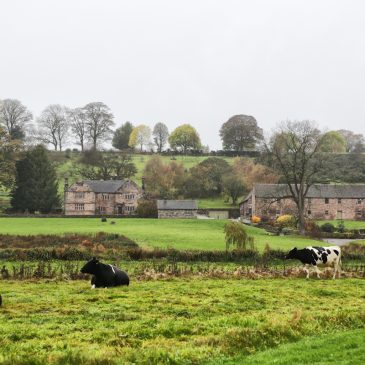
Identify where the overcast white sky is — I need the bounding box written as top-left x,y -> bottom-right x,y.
1,0 -> 365,150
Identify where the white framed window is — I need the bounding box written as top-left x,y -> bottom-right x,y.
98,206 -> 106,213
75,203 -> 84,211
125,205 -> 135,212
124,193 -> 135,200
357,199 -> 362,204
102,194 -> 110,200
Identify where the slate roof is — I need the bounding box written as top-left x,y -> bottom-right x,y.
157,200 -> 198,210
251,184 -> 365,199
83,180 -> 127,193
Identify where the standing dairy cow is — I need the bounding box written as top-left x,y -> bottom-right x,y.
285,246 -> 342,279
80,257 -> 129,288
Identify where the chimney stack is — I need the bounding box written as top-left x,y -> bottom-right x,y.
64,178 -> 69,191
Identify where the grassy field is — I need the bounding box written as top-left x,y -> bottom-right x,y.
222,328 -> 365,365
318,220 -> 365,229
0,218 -> 318,251
1,278 -> 364,364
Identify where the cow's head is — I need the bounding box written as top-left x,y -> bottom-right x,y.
285,247 -> 298,260
80,257 -> 99,274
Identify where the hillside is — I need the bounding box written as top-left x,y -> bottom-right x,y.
52,151 -> 238,209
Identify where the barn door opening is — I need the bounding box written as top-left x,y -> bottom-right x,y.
336,210 -> 343,220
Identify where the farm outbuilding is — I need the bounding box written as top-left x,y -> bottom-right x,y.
240,183 -> 365,221
157,200 -> 198,219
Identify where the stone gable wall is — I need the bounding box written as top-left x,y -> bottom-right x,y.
158,209 -> 197,219
64,185 -> 95,215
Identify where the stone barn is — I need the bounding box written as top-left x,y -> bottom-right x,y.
157,200 -> 198,219
240,183 -> 365,221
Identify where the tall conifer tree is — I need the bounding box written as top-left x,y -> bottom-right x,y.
11,145 -> 60,213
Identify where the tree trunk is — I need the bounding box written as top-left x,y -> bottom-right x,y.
297,199 -> 306,235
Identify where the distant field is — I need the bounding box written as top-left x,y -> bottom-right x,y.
55,152 -> 234,184
317,220 -> 365,229
197,198 -> 238,209
0,218 -> 317,251
1,278 -> 364,364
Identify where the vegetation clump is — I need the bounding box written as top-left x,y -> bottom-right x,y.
320,222 -> 335,233
224,221 -> 255,251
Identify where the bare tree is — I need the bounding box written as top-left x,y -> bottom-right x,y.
37,105 -> 70,151
69,108 -> 87,151
0,99 -> 33,140
83,102 -> 114,149
153,122 -> 169,153
264,120 -> 324,234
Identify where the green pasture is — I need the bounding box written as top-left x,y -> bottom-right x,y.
1,278 -> 364,364
0,218 -> 317,251
197,198 -> 238,209
221,328 -> 365,365
318,220 -> 365,230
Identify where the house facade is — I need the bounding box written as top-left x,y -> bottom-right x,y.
157,200 -> 198,218
64,179 -> 143,216
240,184 -> 365,221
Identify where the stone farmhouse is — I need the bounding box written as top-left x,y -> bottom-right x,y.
157,200 -> 198,219
240,184 -> 365,221
64,179 -> 143,216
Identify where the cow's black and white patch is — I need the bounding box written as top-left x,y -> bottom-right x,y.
285,246 -> 342,279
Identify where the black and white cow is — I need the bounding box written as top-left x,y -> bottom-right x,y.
285,246 -> 342,279
80,257 -> 129,288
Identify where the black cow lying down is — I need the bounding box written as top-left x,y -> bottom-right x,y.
80,257 -> 129,288
285,246 -> 342,279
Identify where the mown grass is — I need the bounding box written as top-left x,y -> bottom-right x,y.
318,220 -> 365,229
0,218 -> 318,251
0,278 -> 364,365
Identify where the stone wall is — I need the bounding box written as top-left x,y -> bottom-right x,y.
158,209 -> 198,219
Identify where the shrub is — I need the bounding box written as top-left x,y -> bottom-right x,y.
337,220 -> 346,233
276,214 -> 296,228
224,221 -> 255,251
304,220 -> 321,239
320,222 -> 335,233
251,215 -> 261,224
136,200 -> 158,218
